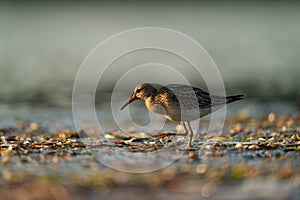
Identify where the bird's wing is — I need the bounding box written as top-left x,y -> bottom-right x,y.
164,84 -> 228,109
159,84 -> 209,109
193,86 -> 232,107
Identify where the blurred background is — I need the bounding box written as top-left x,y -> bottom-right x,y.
0,0 -> 300,107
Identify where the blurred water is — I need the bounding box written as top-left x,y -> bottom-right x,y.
0,99 -> 298,130
0,1 -> 300,105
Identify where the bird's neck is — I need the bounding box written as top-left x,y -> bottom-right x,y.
144,96 -> 156,111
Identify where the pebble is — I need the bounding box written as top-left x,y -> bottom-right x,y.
196,164 -> 207,174
30,123 -> 39,131
104,134 -> 116,139
248,144 -> 259,150
235,143 -> 244,150
268,113 -> 276,123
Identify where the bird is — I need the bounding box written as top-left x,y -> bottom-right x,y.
121,83 -> 243,147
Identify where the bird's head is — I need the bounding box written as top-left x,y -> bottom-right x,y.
120,83 -> 156,110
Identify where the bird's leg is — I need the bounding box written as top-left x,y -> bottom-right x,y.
187,121 -> 193,147
175,121 -> 193,147
180,121 -> 189,136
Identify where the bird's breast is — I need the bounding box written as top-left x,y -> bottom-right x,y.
145,101 -> 167,115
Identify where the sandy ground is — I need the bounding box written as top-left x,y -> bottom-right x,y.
0,107 -> 299,199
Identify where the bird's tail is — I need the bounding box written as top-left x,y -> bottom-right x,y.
226,94 -> 244,104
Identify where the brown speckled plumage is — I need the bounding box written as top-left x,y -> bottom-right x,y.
121,83 -> 243,146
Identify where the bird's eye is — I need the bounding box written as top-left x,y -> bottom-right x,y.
135,86 -> 145,93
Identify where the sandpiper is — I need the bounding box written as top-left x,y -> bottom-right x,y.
121,83 -> 243,147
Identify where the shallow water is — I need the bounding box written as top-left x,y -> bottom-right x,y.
0,99 -> 298,129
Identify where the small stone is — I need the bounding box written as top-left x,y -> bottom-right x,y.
196,164 -> 207,174
189,152 -> 198,161
235,142 -> 244,150
281,126 -> 287,132
30,123 -> 39,131
7,145 -> 13,151
248,144 -> 259,150
234,124 -> 242,132
268,112 -> 276,123
229,129 -> 236,135
286,119 -> 294,127
105,134 -> 115,139
111,130 -> 120,136
270,132 -> 277,137
58,133 -> 66,140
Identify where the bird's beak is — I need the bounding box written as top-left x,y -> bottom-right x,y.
120,94 -> 136,110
